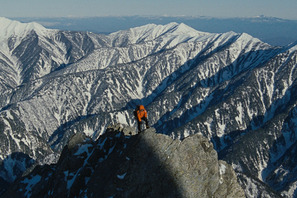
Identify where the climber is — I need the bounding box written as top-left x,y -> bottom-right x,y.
134,105 -> 150,133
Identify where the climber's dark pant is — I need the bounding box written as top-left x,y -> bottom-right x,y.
137,117 -> 149,132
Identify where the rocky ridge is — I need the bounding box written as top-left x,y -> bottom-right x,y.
3,124 -> 244,198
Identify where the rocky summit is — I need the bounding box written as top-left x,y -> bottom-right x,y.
3,124 -> 244,198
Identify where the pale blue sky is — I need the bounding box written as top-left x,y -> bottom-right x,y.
1,0 -> 297,19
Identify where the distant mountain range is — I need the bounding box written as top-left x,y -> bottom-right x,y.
0,17 -> 297,197
14,15 -> 297,46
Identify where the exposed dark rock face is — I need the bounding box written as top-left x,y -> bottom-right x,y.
3,124 -> 244,198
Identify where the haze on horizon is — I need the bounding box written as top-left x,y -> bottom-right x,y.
1,0 -> 297,20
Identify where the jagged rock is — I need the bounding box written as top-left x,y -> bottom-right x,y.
3,124 -> 245,197
106,123 -> 137,136
67,132 -> 89,150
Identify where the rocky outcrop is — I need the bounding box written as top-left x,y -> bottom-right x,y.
3,124 -> 244,198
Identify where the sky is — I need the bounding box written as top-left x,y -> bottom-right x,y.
1,0 -> 297,20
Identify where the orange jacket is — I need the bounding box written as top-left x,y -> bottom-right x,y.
137,105 -> 147,122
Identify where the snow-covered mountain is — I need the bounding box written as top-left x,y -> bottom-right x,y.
0,17 -> 297,197
16,15 -> 297,46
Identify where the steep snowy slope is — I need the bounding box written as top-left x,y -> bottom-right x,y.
0,17 -> 297,197
170,44 -> 297,197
